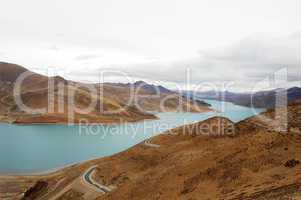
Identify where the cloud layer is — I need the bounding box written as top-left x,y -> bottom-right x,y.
1,0 -> 301,91
86,33 -> 300,91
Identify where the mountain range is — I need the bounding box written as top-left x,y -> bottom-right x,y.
0,62 -> 211,124
184,87 -> 301,109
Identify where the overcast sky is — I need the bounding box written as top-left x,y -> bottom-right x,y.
1,0 -> 301,91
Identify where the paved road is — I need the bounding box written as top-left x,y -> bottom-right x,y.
83,165 -> 112,193
144,139 -> 160,148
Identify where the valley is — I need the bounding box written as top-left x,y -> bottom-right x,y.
1,100 -> 301,200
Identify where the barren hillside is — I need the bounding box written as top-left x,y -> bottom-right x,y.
0,62 -> 211,124
2,100 -> 301,199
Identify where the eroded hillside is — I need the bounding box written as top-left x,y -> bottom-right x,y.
2,100 -> 301,199
0,62 -> 211,124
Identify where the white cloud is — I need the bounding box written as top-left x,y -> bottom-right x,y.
0,0 -> 301,91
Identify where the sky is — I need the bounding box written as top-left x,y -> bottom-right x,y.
1,0 -> 301,92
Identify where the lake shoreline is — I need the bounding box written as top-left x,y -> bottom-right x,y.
0,100 -> 264,175
0,109 -> 214,125
0,156 -> 100,177
0,112 -> 216,177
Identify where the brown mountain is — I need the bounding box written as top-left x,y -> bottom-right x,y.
0,62 -> 211,124
3,100 -> 301,200
0,62 -> 29,82
188,88 -> 301,109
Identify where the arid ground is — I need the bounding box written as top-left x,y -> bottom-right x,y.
1,101 -> 301,200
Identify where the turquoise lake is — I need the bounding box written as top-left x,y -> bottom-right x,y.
0,99 -> 264,174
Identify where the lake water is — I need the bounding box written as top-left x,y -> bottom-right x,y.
0,99 -> 264,174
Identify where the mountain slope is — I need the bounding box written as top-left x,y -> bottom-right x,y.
3,100 -> 301,200
0,62 -> 155,123
0,62 -> 29,82
186,87 -> 301,109
0,62 -> 211,124
99,82 -> 211,113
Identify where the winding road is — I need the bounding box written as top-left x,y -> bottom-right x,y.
144,139 -> 160,148
83,165 -> 112,194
